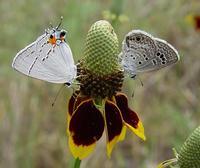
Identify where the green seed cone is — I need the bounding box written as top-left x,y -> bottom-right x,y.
77,20 -> 124,99
83,20 -> 120,75
178,126 -> 200,168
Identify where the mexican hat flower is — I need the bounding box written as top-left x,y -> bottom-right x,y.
67,20 -> 146,160
186,14 -> 200,31
158,126 -> 200,168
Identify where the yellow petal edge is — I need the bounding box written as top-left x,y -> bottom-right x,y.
125,120 -> 146,141
68,135 -> 96,160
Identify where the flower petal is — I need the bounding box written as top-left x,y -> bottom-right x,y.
194,15 -> 200,30
68,91 -> 88,117
186,14 -> 200,30
115,93 -> 146,141
67,94 -> 77,135
68,94 -> 76,116
74,95 -> 90,111
105,100 -> 123,157
118,125 -> 127,141
68,99 -> 104,159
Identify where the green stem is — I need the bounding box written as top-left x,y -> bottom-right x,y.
73,158 -> 81,168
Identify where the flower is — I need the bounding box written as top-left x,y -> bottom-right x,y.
67,91 -> 145,159
185,14 -> 200,31
66,20 -> 146,160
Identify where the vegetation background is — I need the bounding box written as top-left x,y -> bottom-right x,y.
0,0 -> 200,168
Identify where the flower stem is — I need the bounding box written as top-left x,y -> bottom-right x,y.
73,158 -> 81,168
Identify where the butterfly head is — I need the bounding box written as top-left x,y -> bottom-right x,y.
47,29 -> 67,45
46,16 -> 67,45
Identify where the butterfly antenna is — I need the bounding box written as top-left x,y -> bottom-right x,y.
56,16 -> 63,30
131,88 -> 135,98
131,76 -> 144,98
49,22 -> 54,29
51,84 -> 65,107
138,76 -> 144,87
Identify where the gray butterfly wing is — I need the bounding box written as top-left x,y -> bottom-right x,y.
152,38 -> 180,69
12,33 -> 76,84
120,30 -> 180,77
121,30 -> 157,76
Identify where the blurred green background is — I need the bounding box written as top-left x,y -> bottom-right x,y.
0,0 -> 200,168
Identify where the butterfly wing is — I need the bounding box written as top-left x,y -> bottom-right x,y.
120,30 -> 180,77
12,34 -> 46,76
121,30 -> 157,76
12,33 -> 76,84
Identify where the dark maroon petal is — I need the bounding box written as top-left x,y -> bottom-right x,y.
115,93 -> 139,128
68,95 -> 76,116
69,99 -> 104,146
194,15 -> 200,30
105,100 -> 123,142
68,91 -> 89,116
74,95 -> 90,111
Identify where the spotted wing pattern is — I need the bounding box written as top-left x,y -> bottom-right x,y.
120,30 -> 180,77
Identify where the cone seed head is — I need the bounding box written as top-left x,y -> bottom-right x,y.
77,20 -> 124,99
83,20 -> 120,75
178,126 -> 200,168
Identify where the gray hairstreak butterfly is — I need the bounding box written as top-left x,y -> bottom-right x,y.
12,17 -> 76,86
120,30 -> 180,78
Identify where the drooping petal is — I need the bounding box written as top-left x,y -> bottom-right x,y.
186,14 -> 200,31
115,93 -> 146,141
105,100 -> 123,157
67,94 -> 77,135
68,90 -> 84,117
74,95 -> 90,111
118,125 -> 127,141
68,99 -> 104,159
67,92 -> 92,141
193,15 -> 200,30
68,94 -> 76,116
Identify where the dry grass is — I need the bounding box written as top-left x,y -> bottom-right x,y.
0,0 -> 200,168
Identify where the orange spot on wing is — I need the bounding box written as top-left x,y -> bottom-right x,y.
48,36 -> 57,45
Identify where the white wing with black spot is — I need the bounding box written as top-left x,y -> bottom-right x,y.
12,33 -> 76,84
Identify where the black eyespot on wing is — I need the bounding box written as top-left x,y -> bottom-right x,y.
160,54 -> 164,58
161,57 -> 166,61
156,52 -> 160,56
126,36 -> 130,47
152,59 -> 157,65
60,31 -> 66,38
136,36 -> 140,41
50,34 -> 53,39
